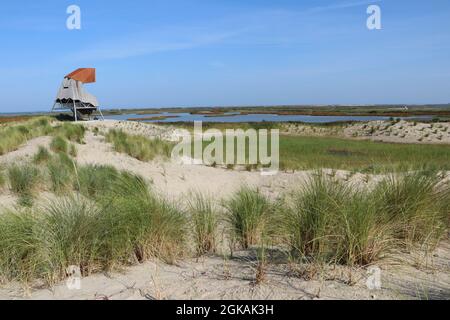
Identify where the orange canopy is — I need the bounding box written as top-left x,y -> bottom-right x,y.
65,68 -> 96,83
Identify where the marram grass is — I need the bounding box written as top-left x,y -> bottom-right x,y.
0,171 -> 187,285
188,192 -> 218,256
280,171 -> 449,265
106,129 -> 173,161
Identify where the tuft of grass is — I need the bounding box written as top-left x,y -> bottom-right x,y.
47,153 -> 76,194
0,172 -> 187,285
50,136 -> 68,154
188,193 -> 218,256
69,143 -> 77,157
225,187 -> 272,249
0,117 -> 54,156
0,209 -> 40,283
281,171 -> 449,266
33,146 -> 51,164
254,240 -> 268,285
0,167 -> 5,189
54,123 -> 85,143
106,129 -> 173,161
335,190 -> 393,265
38,197 -> 101,283
374,172 -> 448,246
97,174 -> 187,265
8,164 -> 40,207
282,173 -> 348,262
75,164 -> 119,200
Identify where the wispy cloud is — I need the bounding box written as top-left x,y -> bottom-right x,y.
70,28 -> 247,61
70,0 -> 382,61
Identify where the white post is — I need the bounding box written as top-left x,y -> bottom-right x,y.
73,101 -> 78,122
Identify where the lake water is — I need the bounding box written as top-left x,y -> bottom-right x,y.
105,112 -> 432,123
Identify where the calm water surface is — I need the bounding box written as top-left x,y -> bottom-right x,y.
105,112 -> 432,123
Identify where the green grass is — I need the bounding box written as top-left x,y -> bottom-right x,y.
50,136 -> 68,154
0,167 -> 5,189
373,172 -> 449,245
53,123 -> 86,143
69,143 -> 77,157
106,129 -> 173,161
74,164 -> 119,200
38,197 -> 101,283
47,153 -> 76,194
186,131 -> 450,173
7,164 -> 40,207
225,187 -> 272,249
0,119 -> 84,159
0,117 -> 53,156
0,173 -> 187,285
188,193 -> 218,256
281,171 -> 449,265
0,167 -> 447,285
279,135 -> 450,173
33,146 -> 51,164
0,209 -> 40,283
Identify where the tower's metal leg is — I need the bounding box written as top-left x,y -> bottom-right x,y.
98,107 -> 105,121
73,101 -> 78,122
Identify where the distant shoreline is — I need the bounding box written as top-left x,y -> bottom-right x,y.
2,104 -> 450,123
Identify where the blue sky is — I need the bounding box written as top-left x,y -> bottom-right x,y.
1,0 -> 449,112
